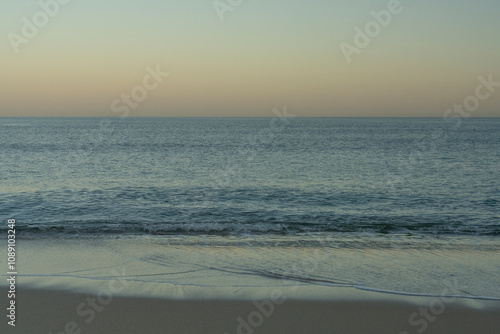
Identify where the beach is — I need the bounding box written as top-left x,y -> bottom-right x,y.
2,234 -> 500,333
2,285 -> 500,334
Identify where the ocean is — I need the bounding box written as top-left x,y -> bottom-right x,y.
1,117 -> 499,299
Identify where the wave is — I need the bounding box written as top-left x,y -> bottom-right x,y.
5,220 -> 500,237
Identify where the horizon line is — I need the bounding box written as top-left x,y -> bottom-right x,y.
1,116 -> 499,119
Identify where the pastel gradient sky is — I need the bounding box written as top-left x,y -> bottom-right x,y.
1,0 -> 499,117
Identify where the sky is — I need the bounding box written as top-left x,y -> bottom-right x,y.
1,0 -> 499,117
